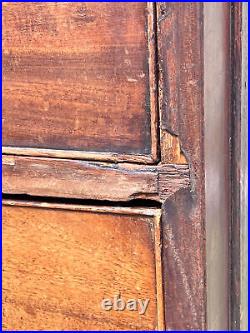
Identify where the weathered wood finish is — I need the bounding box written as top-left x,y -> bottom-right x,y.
157,3 -> 206,330
230,3 -> 242,330
2,2 -> 158,162
2,201 -> 163,331
231,3 -> 248,330
2,155 -> 190,203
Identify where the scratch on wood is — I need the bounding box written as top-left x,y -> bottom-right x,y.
2,156 -> 15,166
163,224 -> 198,322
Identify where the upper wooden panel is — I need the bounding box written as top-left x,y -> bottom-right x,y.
2,2 -> 157,163
2,201 -> 163,330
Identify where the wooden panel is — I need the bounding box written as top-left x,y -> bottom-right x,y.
2,155 -> 190,203
2,201 -> 164,330
2,2 -> 158,162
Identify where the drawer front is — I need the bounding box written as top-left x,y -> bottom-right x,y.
2,2 -> 157,162
2,201 -> 163,330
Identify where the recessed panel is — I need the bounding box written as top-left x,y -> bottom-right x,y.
2,202 -> 163,330
2,3 -> 157,162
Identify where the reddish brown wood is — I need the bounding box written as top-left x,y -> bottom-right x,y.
157,3 -> 205,330
2,2 -> 158,162
2,201 -> 163,330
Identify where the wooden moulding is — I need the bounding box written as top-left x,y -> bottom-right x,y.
231,2 -> 248,330
2,3 -> 159,164
157,3 -> 206,330
2,2 -> 233,331
2,198 -> 161,220
2,148 -> 157,165
2,155 -> 190,204
2,199 -> 164,330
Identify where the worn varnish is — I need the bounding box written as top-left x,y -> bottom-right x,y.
2,155 -> 190,203
231,3 -> 247,330
2,201 -> 163,331
2,2 -> 158,162
157,3 -> 206,330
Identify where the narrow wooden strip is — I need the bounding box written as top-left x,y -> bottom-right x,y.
147,2 -> 159,162
2,147 -> 154,164
154,213 -> 165,330
2,199 -> 160,217
2,155 -> 189,203
157,3 -> 205,330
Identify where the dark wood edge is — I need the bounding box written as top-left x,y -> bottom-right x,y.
231,2 -> 248,330
157,3 -> 206,330
230,3 -> 241,329
239,4 -> 248,330
2,3 -> 237,330
147,2 -> 160,162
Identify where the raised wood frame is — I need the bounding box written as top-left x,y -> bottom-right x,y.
157,3 -> 231,330
157,3 -> 206,329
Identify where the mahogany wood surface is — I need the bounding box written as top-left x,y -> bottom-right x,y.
2,2 -> 158,162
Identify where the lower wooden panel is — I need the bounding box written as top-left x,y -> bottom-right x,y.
2,201 -> 163,331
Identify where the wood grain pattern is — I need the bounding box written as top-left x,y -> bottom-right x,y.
2,2 -> 158,162
231,4 -> 242,328
157,3 -> 206,330
2,201 -> 163,331
231,3 -> 248,330
157,3 -> 202,168
2,155 -> 190,203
